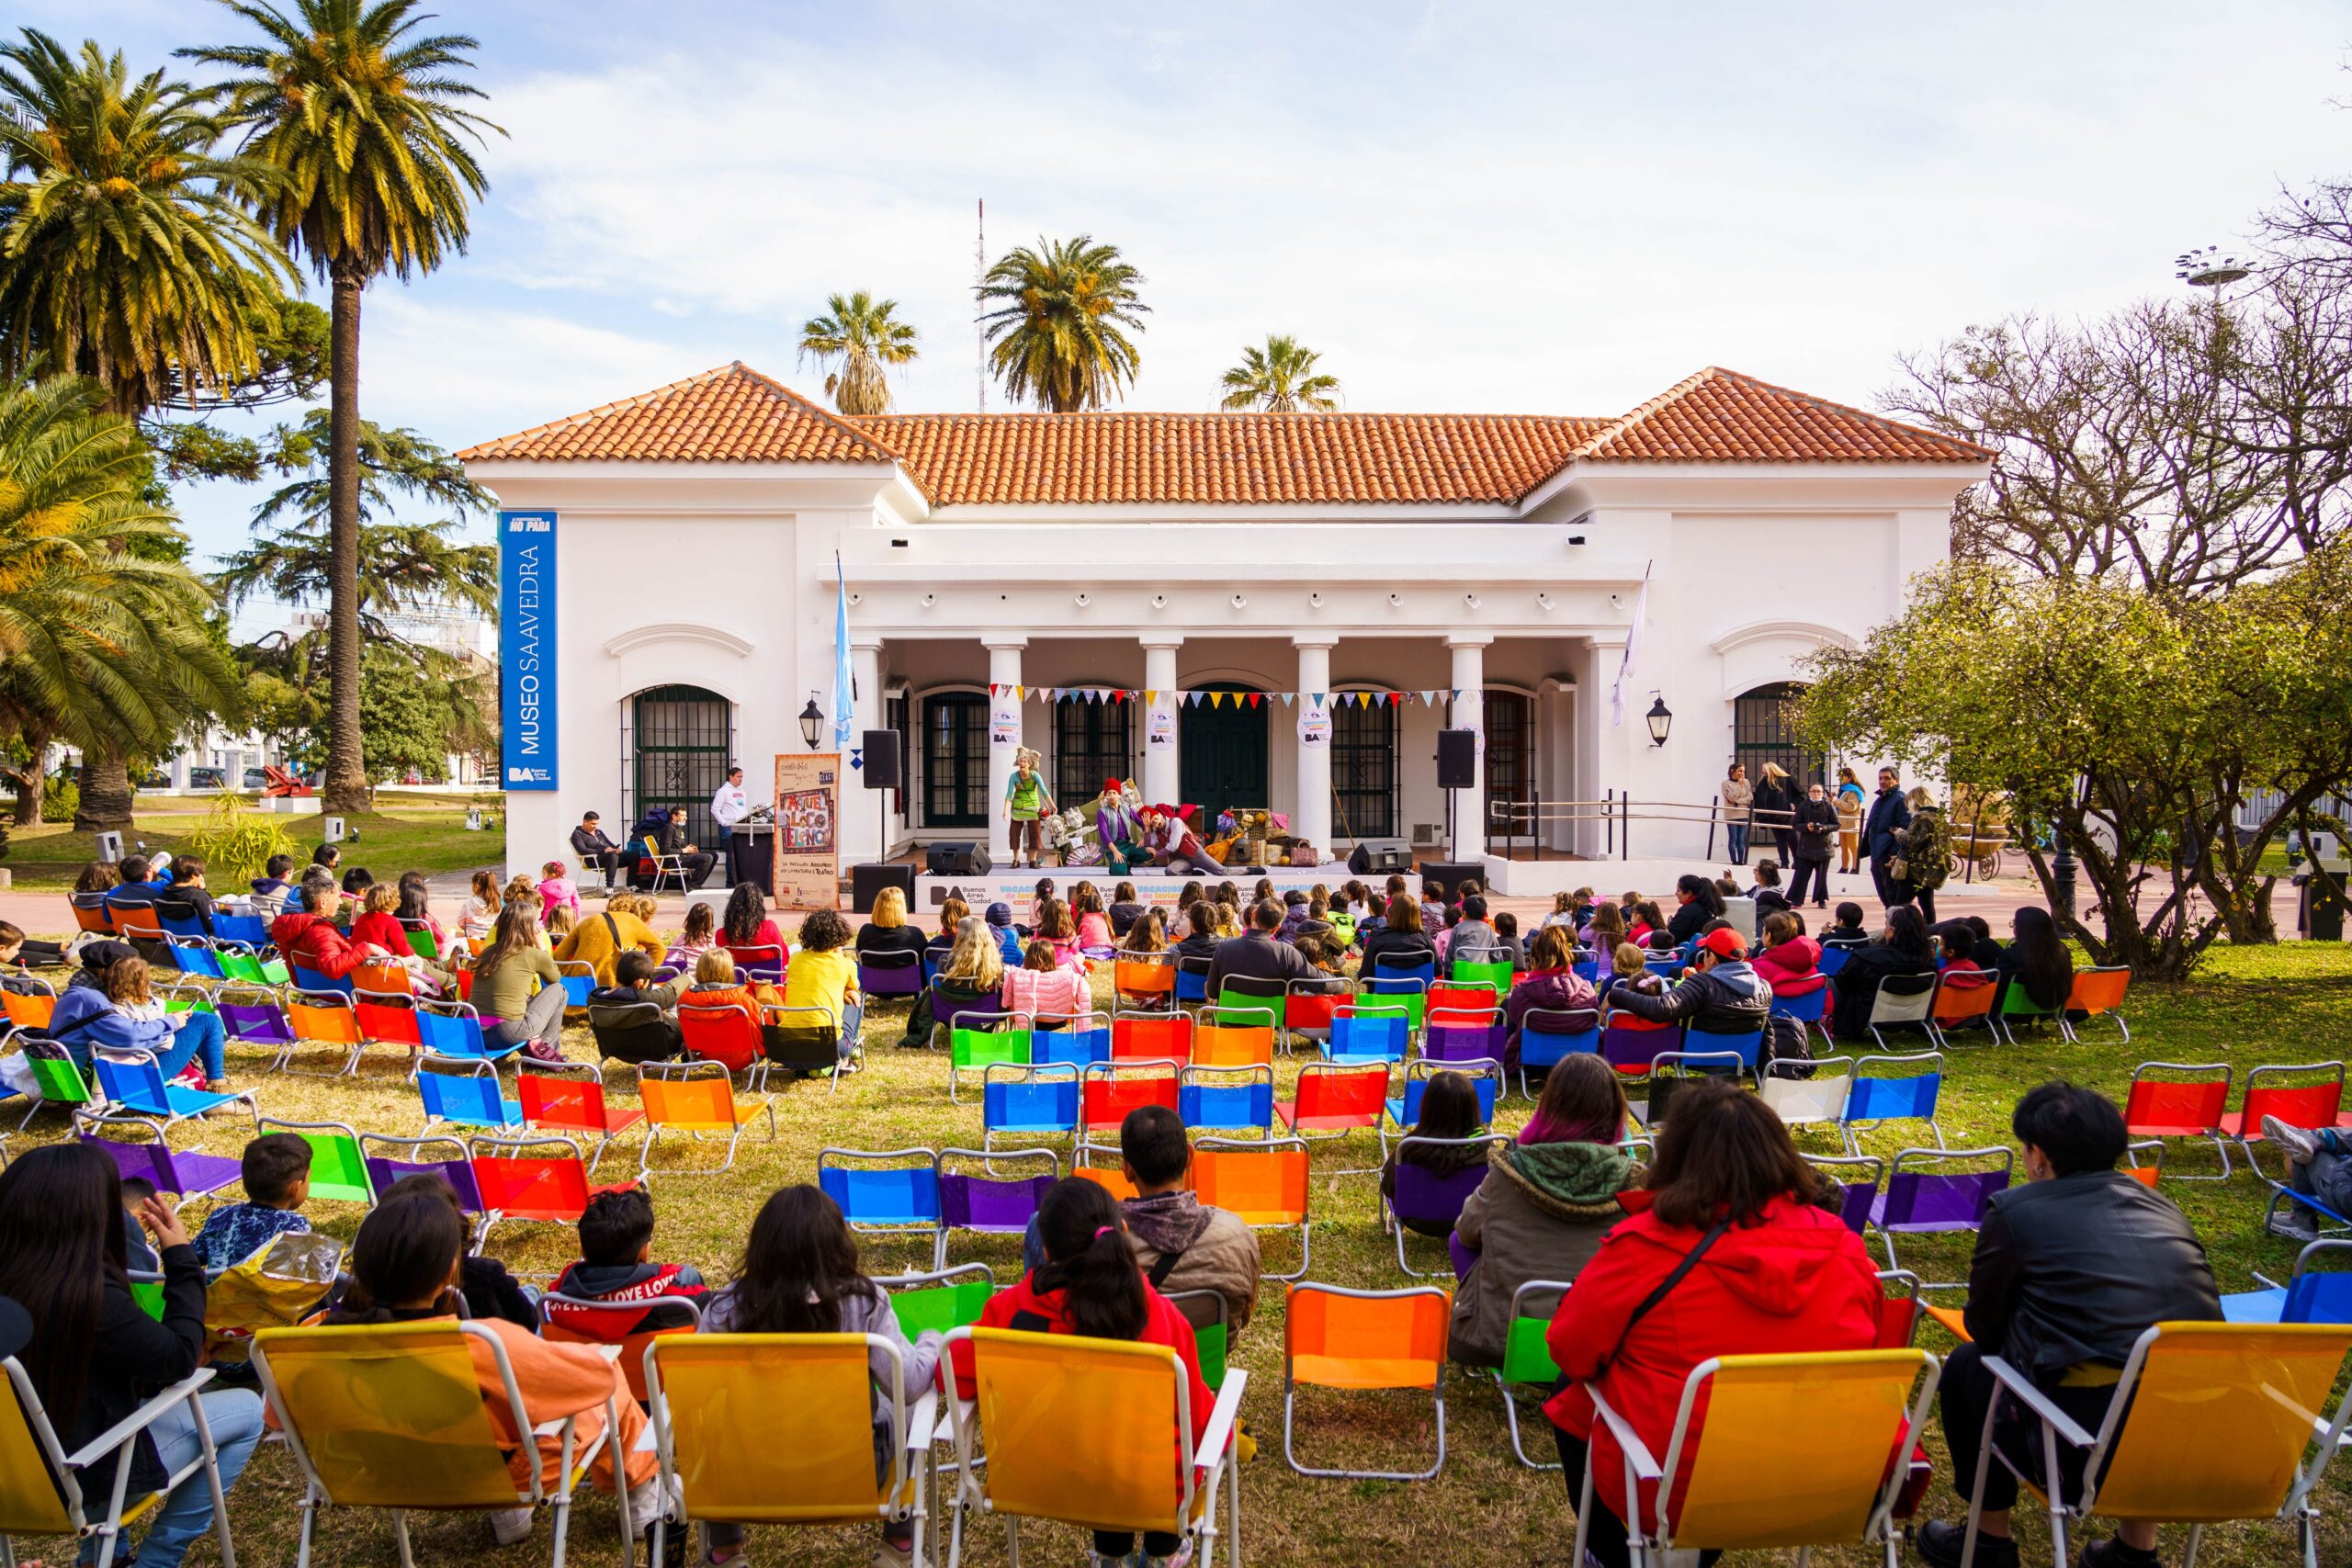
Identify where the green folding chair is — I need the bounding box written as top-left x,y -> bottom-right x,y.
260,1117 -> 375,1205
1996,982 -> 2065,1044
1167,1288 -> 1233,1391
1493,1279 -> 1569,1471
948,1015 -> 1032,1103
881,1263 -> 995,1337
1452,960 -> 1513,995
20,1041 -> 96,1125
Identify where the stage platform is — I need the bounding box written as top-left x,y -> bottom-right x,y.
913,861 -> 1351,915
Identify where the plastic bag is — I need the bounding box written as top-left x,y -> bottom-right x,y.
206,1232 -> 345,1359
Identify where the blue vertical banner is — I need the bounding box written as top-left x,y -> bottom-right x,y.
499,510 -> 559,790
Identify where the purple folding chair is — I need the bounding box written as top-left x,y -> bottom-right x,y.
732,944 -> 786,987
359,1132 -> 489,1242
219,994 -> 298,1055
1868,1145 -> 2012,1287
1803,1153 -> 1886,1237
858,950 -> 925,1000
80,1125 -> 243,1200
1387,1135 -> 1505,1278
1423,1009 -> 1504,1067
933,1146 -> 1058,1269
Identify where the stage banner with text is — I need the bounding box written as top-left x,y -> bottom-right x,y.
498,510 -> 558,789
1147,696 -> 1176,750
773,752 -> 841,910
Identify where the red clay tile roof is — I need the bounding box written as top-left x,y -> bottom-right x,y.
458,362 -> 1991,501
1572,367 -> 1993,465
453,362 -> 899,466
847,411 -> 1610,506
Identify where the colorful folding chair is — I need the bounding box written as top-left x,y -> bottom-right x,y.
877,1262 -> 995,1340
258,1117 -> 375,1205
1164,1287 -> 1233,1392
1363,962 -> 1431,1034
280,987 -> 367,1076
1028,1018 -> 1110,1070
519,1060 -> 645,1172
357,1133 -> 485,1230
1769,984 -> 1833,1046
93,1053 -> 259,1133
2122,1061 -> 2233,1179
935,1146 -> 1058,1269
213,989 -> 294,1064
1838,1052 -> 1948,1155
1422,1005 -> 1504,1067
1577,1348 -> 1940,1566
164,936 -> 227,980
1680,1024 -> 1765,1083
1179,1064 -> 1276,1138
1,1350 -> 241,1568
1869,1145 -> 2013,1287
108,904 -> 167,945
209,912 -> 269,950
730,943 -> 786,987
68,891 -> 118,934
858,949 -> 925,1002
351,962 -> 414,998
1113,952 -> 1177,1007
647,1329 -> 936,1568
947,1010 -> 1032,1103
1112,1010 -> 1194,1066
1174,955 -> 1213,1006
942,1325 -> 1248,1568
636,1058 -> 775,1176
1383,1058 -> 1500,1156
0,974 -> 56,1033
1600,1011 -> 1679,1077
1193,1136 -> 1311,1280
1759,1055 -> 1855,1135
1930,974 -> 1999,1038
1994,976 -> 2067,1045
468,1133 -> 635,1242
540,1291 -> 704,1404
1385,1135 -> 1507,1277
1192,1013 -> 1274,1068
78,1122 -> 243,1201
1325,1003 -> 1409,1064
1958,1322 -> 2352,1568
1080,1060 -> 1181,1138
16,1040 -> 98,1132
679,999 -> 765,1078
1282,980 -> 1343,1053
1493,1276 -> 1572,1470
415,1055 -> 524,1134
1517,1007 -> 1601,1099
399,919 -> 440,963
288,962 -> 352,998
1276,1060 -> 1392,1139
2219,1062 -> 2348,1179
1214,979 -> 1287,1037
416,998 -> 527,1072
352,986 -> 426,1060
1861,971 -> 1942,1050
214,945 -> 288,987
981,1062 -> 1080,1146
252,1319 -> 638,1568
2064,964 -> 2131,1042
1070,1141 -> 1142,1201
1804,1153 -> 1886,1237
1451,958 -> 1514,995
1282,1281 -> 1451,1479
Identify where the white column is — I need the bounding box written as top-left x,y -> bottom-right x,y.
844,640 -> 884,865
987,641 -> 1025,860
1141,637 -> 1182,807
1293,638 -> 1334,853
1448,636 -> 1489,863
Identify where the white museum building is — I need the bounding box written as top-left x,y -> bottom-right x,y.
458,362 -> 1988,892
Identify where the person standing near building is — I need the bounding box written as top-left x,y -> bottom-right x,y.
1834,765 -> 1866,874
1862,766 -> 1911,909
710,765 -> 752,886
1789,781 -> 1839,908
1004,749 -> 1056,870
1721,761 -> 1753,865
1752,761 -> 1796,866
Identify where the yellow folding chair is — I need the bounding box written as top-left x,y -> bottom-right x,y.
0,1356 -> 239,1568
941,1325 -> 1248,1568
1282,1281 -> 1451,1480
635,1059 -> 776,1177
643,1333 -> 934,1567
250,1320 -> 637,1568
1579,1348 -> 1939,1567
1961,1320 -> 2352,1568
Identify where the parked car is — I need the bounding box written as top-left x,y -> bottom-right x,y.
187,767 -> 227,791
243,767 -> 269,790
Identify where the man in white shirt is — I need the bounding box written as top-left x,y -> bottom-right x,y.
710,765 -> 751,885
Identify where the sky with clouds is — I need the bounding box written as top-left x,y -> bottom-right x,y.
22,0 -> 2352,583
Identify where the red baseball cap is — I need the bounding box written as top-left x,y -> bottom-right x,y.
1695,929 -> 1747,961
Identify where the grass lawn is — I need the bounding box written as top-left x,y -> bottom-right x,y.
1,796 -> 496,893
6,936 -> 2352,1566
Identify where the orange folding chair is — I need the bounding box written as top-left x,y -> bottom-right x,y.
278,989 -> 367,1077
1192,1137 -> 1311,1280
2065,964 -> 2132,1042
1283,1282 -> 1452,1480
1276,1061 -> 1392,1139
1071,1142 -> 1143,1201
636,1059 -> 776,1177
1113,953 -> 1177,1007
1193,1016 -> 1276,1069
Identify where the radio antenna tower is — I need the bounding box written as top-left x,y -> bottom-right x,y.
976,198 -> 987,412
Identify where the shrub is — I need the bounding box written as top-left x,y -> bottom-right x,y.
42,772 -> 77,822
180,794 -> 299,886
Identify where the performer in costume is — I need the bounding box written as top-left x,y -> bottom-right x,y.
1004,748 -> 1055,869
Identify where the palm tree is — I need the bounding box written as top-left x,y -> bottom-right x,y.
976,235 -> 1148,412
0,30 -> 292,416
1218,334 -> 1341,412
183,0 -> 500,817
0,374 -> 243,828
798,291 -> 919,414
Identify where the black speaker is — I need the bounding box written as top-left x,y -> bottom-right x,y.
851,862 -> 915,913
861,729 -> 901,791
1349,840 -> 1413,875
1425,860 -> 1486,897
926,841 -> 991,876
1436,728 -> 1478,789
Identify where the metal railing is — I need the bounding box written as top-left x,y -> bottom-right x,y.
1489,794 -> 2014,874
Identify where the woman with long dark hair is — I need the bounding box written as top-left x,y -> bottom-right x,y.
0,1144 -> 265,1567
470,901 -> 568,1055
718,880 -> 785,970
1996,905 -> 2075,1017
1665,874 -> 1724,948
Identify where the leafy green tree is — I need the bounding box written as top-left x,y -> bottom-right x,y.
1799,550 -> 2352,977
357,644 -> 449,780
798,291 -> 919,415
1218,334 -> 1341,412
184,0 -> 500,817
977,235 -> 1148,412
0,30 -> 293,417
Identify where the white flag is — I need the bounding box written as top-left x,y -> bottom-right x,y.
1612,563 -> 1653,726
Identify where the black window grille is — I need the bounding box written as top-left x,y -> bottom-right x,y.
1055,698 -> 1132,806
923,694 -> 989,828
630,684 -> 732,854
1332,694 -> 1397,840
1732,682 -> 1825,789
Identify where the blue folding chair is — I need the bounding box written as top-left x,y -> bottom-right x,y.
154,899 -> 210,942
1327,1005 -> 1410,1065
1031,1015 -> 1112,1070
92,1054 -> 259,1133
1175,955 -> 1213,1006
818,1147 -> 944,1256
555,960 -> 596,1009
1839,1053 -> 1948,1155
415,1055 -> 525,1134
1383,1058 -> 1500,1158
290,962 -> 353,997
415,998 -> 526,1071
1179,1064 -> 1276,1138
1516,1008 -> 1600,1099
1817,943 -> 1854,979
981,1063 -> 1080,1147
211,912 -> 270,949
1680,1025 -> 1764,1083
1770,985 -> 1831,1045
2222,1239 -> 2352,1324
164,937 -> 227,980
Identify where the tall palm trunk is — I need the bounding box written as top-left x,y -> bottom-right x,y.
74,746 -> 135,830
6,724 -> 51,826
322,262 -> 368,816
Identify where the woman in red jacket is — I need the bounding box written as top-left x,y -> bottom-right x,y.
1748,910 -> 1825,998
950,1178 -> 1212,1568
1544,1077 -> 1882,1567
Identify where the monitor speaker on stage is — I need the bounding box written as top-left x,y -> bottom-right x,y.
1436,729 -> 1478,789
861,729 -> 901,791
1426,860 -> 1486,895
1348,840 -> 1412,875
851,862 -> 915,913
927,841 -> 991,876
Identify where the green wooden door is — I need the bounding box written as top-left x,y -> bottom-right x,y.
1181,685 -> 1268,828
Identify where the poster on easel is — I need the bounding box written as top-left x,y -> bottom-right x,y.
773,752 -> 841,911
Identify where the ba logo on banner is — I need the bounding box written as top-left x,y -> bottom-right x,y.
500,511 -> 559,792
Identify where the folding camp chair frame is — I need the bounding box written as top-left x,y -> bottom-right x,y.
940,1325 -> 1247,1568
858,948 -> 926,1007
1380,1056 -> 1502,1163
639,837 -> 692,898
1629,1051 -> 1746,1134
1281,1281 -> 1449,1481
1515,1006 -> 1602,1100
1180,1062 -> 1277,1140
933,1145 -> 1059,1269
92,1049 -> 260,1134
2065,964 -> 2132,1043
1195,1134 -> 1313,1281
1864,972 -> 1945,1052
256,1116 -> 376,1205
1758,1055 -> 1857,1136
1078,1059 -> 1182,1141
538,1291 -> 704,1404
1281,976 -> 1344,1055
251,1319 -> 633,1568
2229,1238 -> 2352,1325
945,1010 -> 1030,1104
2225,1061 -> 2349,1182
1492,1276 -> 1573,1472
415,1054 -> 524,1136
277,986 -> 368,1077
1874,1145 -> 2014,1289
820,1145 -> 946,1258
1804,1152 -> 1888,1237
518,1058 -> 646,1173
356,1132 -> 489,1248
1110,951 -> 1178,1012
635,1058 -> 775,1176
1960,1323 -> 2352,1568
1579,1349 -> 1940,1568
2122,1060 -> 2235,1181
1277,1059 -> 1394,1145
1840,1052 -> 1950,1156
0,1356 -> 240,1568
761,999 -> 860,1093
1385,1134 -> 1508,1277
980,1060 -> 1080,1147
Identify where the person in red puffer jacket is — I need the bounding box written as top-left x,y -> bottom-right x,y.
269,881 -> 367,980
1544,1077 -> 1882,1568
1748,910 -> 1825,998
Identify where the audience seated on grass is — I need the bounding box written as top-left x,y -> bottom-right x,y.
554,890 -> 667,987
1990,905 -> 2077,1027
1500,927 -> 1600,1069
1911,1081 -> 2222,1568
548,1186 -> 708,1338
0,1142 -> 266,1568
1002,938 -> 1091,1020
46,944 -> 232,1093
717,882 -> 786,979
951,1177 -> 1217,1568
1543,1077 -> 1884,1568
903,918 -> 1005,1049
678,946 -> 783,1068
1828,905 -> 1939,1041
1380,1069 -> 1491,1239
296,1176 -> 670,1554
1449,1057 -> 1642,1370
191,1133 -> 315,1272
1750,910 -> 1823,998
468,903 -> 571,1059
1600,926 -> 1769,1039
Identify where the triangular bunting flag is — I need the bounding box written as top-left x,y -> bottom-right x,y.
1389,692 -> 1402,705
1248,693 -> 1261,708
1311,693 -> 1324,708
989,683 -> 1000,697
1143,690 -> 1156,704
1280,692 -> 1295,706
1421,690 -> 1438,706
1014,685 -> 1024,700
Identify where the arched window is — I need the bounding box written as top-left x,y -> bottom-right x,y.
1732,682 -> 1824,789
630,685 -> 732,851
922,694 -> 989,828
1332,694 -> 1397,839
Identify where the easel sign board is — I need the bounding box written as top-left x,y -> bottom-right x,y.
773,752 -> 842,911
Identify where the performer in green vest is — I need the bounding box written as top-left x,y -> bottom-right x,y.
1004,748 -> 1056,869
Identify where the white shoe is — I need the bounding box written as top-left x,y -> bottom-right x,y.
491,1506 -> 534,1545
872,1539 -> 915,1568
2264,1115 -> 2324,1165
626,1472 -> 679,1529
